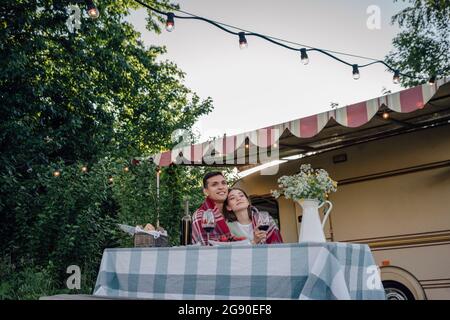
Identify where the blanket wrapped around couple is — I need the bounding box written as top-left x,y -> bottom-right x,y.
226,206 -> 283,244
192,197 -> 283,245
192,197 -> 231,245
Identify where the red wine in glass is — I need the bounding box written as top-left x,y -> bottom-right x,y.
202,209 -> 215,245
203,226 -> 215,233
257,212 -> 271,243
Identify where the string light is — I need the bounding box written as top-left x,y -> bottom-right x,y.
429,76 -> 436,85
86,0 -> 99,19
393,70 -> 400,84
382,112 -> 390,119
165,12 -> 175,32
238,32 -> 248,49
53,170 -> 61,177
352,64 -> 360,80
132,0 -> 439,82
300,48 -> 309,65
81,166 -> 88,173
124,166 -> 130,172
108,177 -> 114,183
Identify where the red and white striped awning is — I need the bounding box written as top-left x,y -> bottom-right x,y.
147,77 -> 449,167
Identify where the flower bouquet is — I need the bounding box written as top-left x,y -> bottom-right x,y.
271,164 -> 337,202
271,164 -> 337,242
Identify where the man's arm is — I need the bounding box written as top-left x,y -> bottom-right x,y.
191,210 -> 206,245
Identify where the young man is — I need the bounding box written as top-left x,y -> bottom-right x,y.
191,171 -> 232,245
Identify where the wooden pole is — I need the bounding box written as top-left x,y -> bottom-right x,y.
156,167 -> 160,228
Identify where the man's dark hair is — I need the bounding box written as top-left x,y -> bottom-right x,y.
203,171 -> 224,189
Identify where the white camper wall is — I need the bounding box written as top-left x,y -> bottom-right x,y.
235,124 -> 450,244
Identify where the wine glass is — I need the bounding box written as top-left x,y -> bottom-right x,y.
257,212 -> 270,243
202,209 -> 215,245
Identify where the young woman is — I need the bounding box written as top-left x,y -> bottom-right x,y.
223,188 -> 283,244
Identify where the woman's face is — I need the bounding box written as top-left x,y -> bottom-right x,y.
226,189 -> 249,212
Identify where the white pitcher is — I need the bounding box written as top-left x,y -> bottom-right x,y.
298,199 -> 333,243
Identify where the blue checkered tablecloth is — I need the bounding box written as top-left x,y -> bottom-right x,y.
93,242 -> 385,300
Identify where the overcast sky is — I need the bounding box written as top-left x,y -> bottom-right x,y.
126,0 -> 408,142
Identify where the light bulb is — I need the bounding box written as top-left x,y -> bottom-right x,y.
428,76 -> 436,85
382,112 -> 389,119
300,48 -> 309,65
86,0 -> 99,19
238,32 -> 247,49
352,64 -> 360,80
393,70 -> 400,84
165,13 -> 175,32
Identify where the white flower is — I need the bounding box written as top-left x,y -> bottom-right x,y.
271,190 -> 281,199
272,164 -> 337,201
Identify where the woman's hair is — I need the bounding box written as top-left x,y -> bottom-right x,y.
223,187 -> 253,222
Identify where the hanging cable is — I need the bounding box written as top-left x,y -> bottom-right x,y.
165,3 -> 382,62
133,0 -> 440,82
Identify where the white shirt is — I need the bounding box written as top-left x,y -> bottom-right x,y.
236,222 -> 254,241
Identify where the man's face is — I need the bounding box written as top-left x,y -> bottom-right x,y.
203,175 -> 228,203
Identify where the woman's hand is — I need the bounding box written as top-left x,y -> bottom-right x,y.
252,229 -> 267,244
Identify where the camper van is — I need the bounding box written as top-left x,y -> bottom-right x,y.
235,122 -> 450,300
234,81 -> 450,300
152,78 -> 450,300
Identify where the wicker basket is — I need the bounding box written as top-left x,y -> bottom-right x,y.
134,232 -> 169,247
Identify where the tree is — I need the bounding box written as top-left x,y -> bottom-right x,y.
385,0 -> 450,87
0,0 -> 213,297
0,0 -> 212,165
